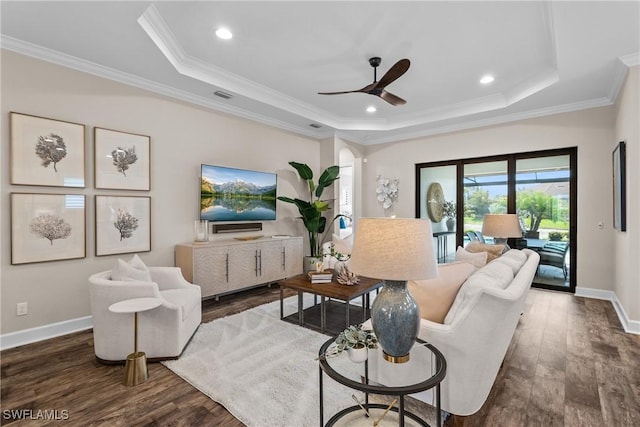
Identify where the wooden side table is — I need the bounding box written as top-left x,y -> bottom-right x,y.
108,297 -> 162,386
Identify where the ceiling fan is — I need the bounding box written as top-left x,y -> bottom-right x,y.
318,57 -> 410,106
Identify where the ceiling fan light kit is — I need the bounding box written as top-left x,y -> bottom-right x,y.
318,57 -> 410,106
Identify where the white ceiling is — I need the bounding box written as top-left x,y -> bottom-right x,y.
1,1 -> 638,145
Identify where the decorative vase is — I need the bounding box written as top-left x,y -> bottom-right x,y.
194,220 -> 209,242
347,345 -> 368,363
333,260 -> 347,275
370,280 -> 420,363
303,256 -> 323,274
446,218 -> 455,232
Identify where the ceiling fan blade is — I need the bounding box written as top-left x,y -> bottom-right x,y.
374,58 -> 410,89
379,90 -> 406,106
318,89 -> 364,95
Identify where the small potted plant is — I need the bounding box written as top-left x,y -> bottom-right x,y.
325,324 -> 378,363
443,200 -> 456,231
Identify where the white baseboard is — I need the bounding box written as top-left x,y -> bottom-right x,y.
575,287 -> 640,335
0,316 -> 93,351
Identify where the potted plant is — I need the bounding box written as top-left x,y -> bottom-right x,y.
277,162 -> 341,271
443,200 -> 456,231
324,324 -> 378,363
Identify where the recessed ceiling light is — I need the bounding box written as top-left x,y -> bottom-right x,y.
366,106 -> 377,113
215,28 -> 233,40
480,74 -> 495,85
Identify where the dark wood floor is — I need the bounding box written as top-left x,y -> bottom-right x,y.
1,286 -> 639,426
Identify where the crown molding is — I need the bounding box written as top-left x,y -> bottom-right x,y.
0,28 -> 628,148
0,35 -> 329,140
354,96 -> 614,146
620,52 -> 640,67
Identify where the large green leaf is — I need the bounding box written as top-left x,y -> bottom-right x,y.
289,162 -> 313,180
315,165 -> 340,198
276,196 -> 296,204
313,200 -> 330,212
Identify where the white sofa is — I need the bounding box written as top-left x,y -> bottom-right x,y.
89,266 -> 202,362
367,248 -> 540,418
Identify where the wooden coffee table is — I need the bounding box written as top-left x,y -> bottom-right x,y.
278,271 -> 382,334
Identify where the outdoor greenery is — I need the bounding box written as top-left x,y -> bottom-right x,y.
463,188 -> 569,232
517,190 -> 553,233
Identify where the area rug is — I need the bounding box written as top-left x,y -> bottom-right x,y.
163,296 -> 436,426
163,296 -> 359,426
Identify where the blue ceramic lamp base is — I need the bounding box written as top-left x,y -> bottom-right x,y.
371,279 -> 420,363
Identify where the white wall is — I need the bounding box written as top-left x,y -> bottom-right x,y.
1,50 -> 320,335
359,107 -> 620,299
614,66 -> 639,322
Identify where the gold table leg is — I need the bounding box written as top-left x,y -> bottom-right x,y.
123,312 -> 149,386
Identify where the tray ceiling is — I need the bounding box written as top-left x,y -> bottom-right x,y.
1,1 -> 638,145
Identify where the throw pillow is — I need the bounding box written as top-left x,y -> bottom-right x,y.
465,241 -> 505,262
444,261 -> 515,324
454,246 -> 487,268
111,254 -> 152,282
408,261 -> 476,324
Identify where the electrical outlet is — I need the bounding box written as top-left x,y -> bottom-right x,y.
16,302 -> 28,316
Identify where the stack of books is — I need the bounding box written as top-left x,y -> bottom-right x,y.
307,270 -> 333,284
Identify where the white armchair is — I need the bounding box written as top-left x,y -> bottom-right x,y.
89,266 -> 201,363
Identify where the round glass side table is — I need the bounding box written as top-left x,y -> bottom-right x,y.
318,336 -> 446,427
109,297 -> 162,386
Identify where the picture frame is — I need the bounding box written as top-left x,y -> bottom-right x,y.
11,193 -> 86,265
10,112 -> 86,188
94,127 -> 150,190
613,141 -> 626,232
95,195 -> 151,256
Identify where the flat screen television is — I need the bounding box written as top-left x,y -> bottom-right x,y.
200,164 -> 277,222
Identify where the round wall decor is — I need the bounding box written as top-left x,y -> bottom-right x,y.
426,182 -> 445,222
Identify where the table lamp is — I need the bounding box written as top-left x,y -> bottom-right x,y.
348,218 -> 438,363
481,214 -> 523,246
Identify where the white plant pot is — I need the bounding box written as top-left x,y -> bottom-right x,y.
347,345 -> 368,363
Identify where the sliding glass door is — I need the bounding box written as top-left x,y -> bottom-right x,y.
516,155 -> 572,288
463,161 -> 508,245
416,148 -> 576,293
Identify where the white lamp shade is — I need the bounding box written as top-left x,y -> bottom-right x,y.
481,214 -> 522,238
348,218 -> 438,281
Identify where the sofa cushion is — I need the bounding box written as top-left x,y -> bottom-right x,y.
455,246 -> 488,268
111,254 -> 152,282
444,261 -> 515,325
494,249 -> 527,275
408,261 -> 477,324
465,241 -> 506,262
160,288 -> 201,321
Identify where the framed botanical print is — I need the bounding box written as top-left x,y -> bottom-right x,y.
94,127 -> 150,190
95,195 -> 151,256
11,193 -> 86,264
10,112 -> 86,187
